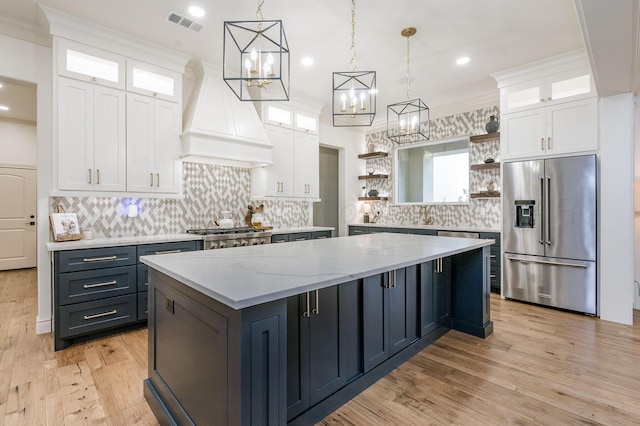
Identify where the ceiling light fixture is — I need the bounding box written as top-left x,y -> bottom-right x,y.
301,57 -> 314,66
188,6 -> 205,18
387,27 -> 430,144
332,0 -> 376,127
0,105 -> 9,111
456,56 -> 470,65
223,0 -> 290,101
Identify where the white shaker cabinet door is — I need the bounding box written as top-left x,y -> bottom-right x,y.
264,125 -> 294,197
153,100 -> 181,193
93,85 -> 126,191
546,97 -> 598,156
293,132 -> 319,198
126,93 -> 156,193
501,108 -> 546,160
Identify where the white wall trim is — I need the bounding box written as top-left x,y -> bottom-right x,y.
599,93 -> 634,324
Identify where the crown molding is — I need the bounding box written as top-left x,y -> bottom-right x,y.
0,11 -> 50,47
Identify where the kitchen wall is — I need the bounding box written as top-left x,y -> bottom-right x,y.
50,162 -> 311,237
0,118 -> 37,166
362,106 -> 501,230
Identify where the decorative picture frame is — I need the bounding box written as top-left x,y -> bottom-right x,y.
50,212 -> 83,242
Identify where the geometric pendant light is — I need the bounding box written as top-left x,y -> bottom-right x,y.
223,0 -> 290,101
387,27 -> 430,144
332,0 -> 376,126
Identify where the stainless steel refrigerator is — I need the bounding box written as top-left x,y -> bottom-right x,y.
502,155 -> 597,315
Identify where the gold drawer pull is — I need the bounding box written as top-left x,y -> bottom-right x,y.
294,238 -> 306,241
83,280 -> 117,289
315,236 -> 328,239
83,309 -> 117,320
154,250 -> 182,255
490,255 -> 496,258
276,240 -> 286,243
83,255 -> 117,262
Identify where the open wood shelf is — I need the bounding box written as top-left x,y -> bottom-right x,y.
470,132 -> 500,143
358,196 -> 389,201
358,174 -> 389,180
470,191 -> 500,199
358,152 -> 388,160
470,162 -> 500,171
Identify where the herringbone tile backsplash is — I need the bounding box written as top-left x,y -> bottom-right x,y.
50,163 -> 310,238
50,106 -> 501,238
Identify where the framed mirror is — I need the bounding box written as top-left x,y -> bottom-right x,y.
394,135 -> 470,204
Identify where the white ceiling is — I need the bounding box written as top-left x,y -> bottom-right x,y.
0,0 -> 588,124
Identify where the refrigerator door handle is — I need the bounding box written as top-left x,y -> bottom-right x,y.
546,176 -> 551,246
506,255 -> 588,269
538,176 -> 545,245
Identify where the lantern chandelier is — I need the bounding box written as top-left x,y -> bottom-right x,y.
332,0 -> 376,127
223,0 -> 290,101
387,27 -> 430,144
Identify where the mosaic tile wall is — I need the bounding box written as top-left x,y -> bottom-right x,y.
363,106 -> 502,229
50,162 -> 311,238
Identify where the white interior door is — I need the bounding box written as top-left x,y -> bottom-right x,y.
0,167 -> 36,270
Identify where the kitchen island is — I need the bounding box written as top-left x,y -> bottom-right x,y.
141,233 -> 493,425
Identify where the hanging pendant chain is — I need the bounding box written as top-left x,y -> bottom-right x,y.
349,0 -> 357,72
256,0 -> 264,21
406,35 -> 411,100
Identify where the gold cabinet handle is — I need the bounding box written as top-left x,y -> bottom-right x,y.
312,289 -> 319,314
156,173 -> 160,187
83,309 -> 117,320
83,255 -> 117,262
83,280 -> 117,289
96,169 -> 100,185
541,138 -> 544,150
547,137 -> 551,150
315,236 -> 327,239
154,250 -> 182,255
150,173 -> 154,186
88,169 -> 92,184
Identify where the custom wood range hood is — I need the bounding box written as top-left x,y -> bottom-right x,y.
181,60 -> 273,168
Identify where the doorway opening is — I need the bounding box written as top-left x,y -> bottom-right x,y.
314,146 -> 339,235
0,76 -> 37,270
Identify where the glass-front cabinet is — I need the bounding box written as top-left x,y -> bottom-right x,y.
501,67 -> 595,114
57,39 -> 125,89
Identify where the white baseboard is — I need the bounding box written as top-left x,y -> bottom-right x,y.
36,319 -> 51,334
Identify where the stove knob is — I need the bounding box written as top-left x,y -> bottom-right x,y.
251,240 -> 259,246
219,241 -> 227,248
240,240 -> 249,246
210,242 -> 218,249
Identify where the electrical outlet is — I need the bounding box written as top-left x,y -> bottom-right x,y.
165,297 -> 174,314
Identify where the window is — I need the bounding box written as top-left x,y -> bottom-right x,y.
66,49 -> 119,83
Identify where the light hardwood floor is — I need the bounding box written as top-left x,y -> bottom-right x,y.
1,268 -> 639,425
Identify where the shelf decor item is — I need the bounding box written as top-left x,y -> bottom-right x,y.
485,115 -> 500,133
223,0 -> 290,101
387,27 -> 430,144
484,155 -> 495,164
368,189 -> 379,197
332,0 -> 376,127
50,212 -> 83,242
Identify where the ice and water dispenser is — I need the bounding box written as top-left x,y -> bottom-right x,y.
514,200 -> 535,228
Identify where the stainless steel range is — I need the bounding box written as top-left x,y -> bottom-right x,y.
187,227 -> 272,250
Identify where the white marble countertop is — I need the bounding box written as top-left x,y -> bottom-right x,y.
46,233 -> 202,251
141,233 -> 493,310
349,223 -> 500,234
270,226 -> 334,235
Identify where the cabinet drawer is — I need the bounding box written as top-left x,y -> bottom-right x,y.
289,232 -> 312,242
136,241 -> 199,261
349,226 -> 368,235
490,246 -> 501,267
311,230 -> 332,239
490,267 -> 500,293
138,292 -> 148,320
58,265 -> 137,305
271,234 -> 289,244
137,264 -> 149,292
57,246 -> 136,273
58,294 -> 137,338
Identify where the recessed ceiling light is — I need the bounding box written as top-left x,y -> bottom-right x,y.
301,57 -> 314,66
188,6 -> 205,18
0,83 -> 3,88
456,56 -> 470,65
0,105 -> 9,111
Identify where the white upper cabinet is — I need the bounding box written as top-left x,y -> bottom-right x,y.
293,131 -> 319,198
126,60 -> 182,102
57,78 -> 126,191
495,52 -> 598,160
294,111 -> 319,134
126,93 -> 181,194
501,67 -> 595,114
263,104 -> 294,128
57,39 -> 125,90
